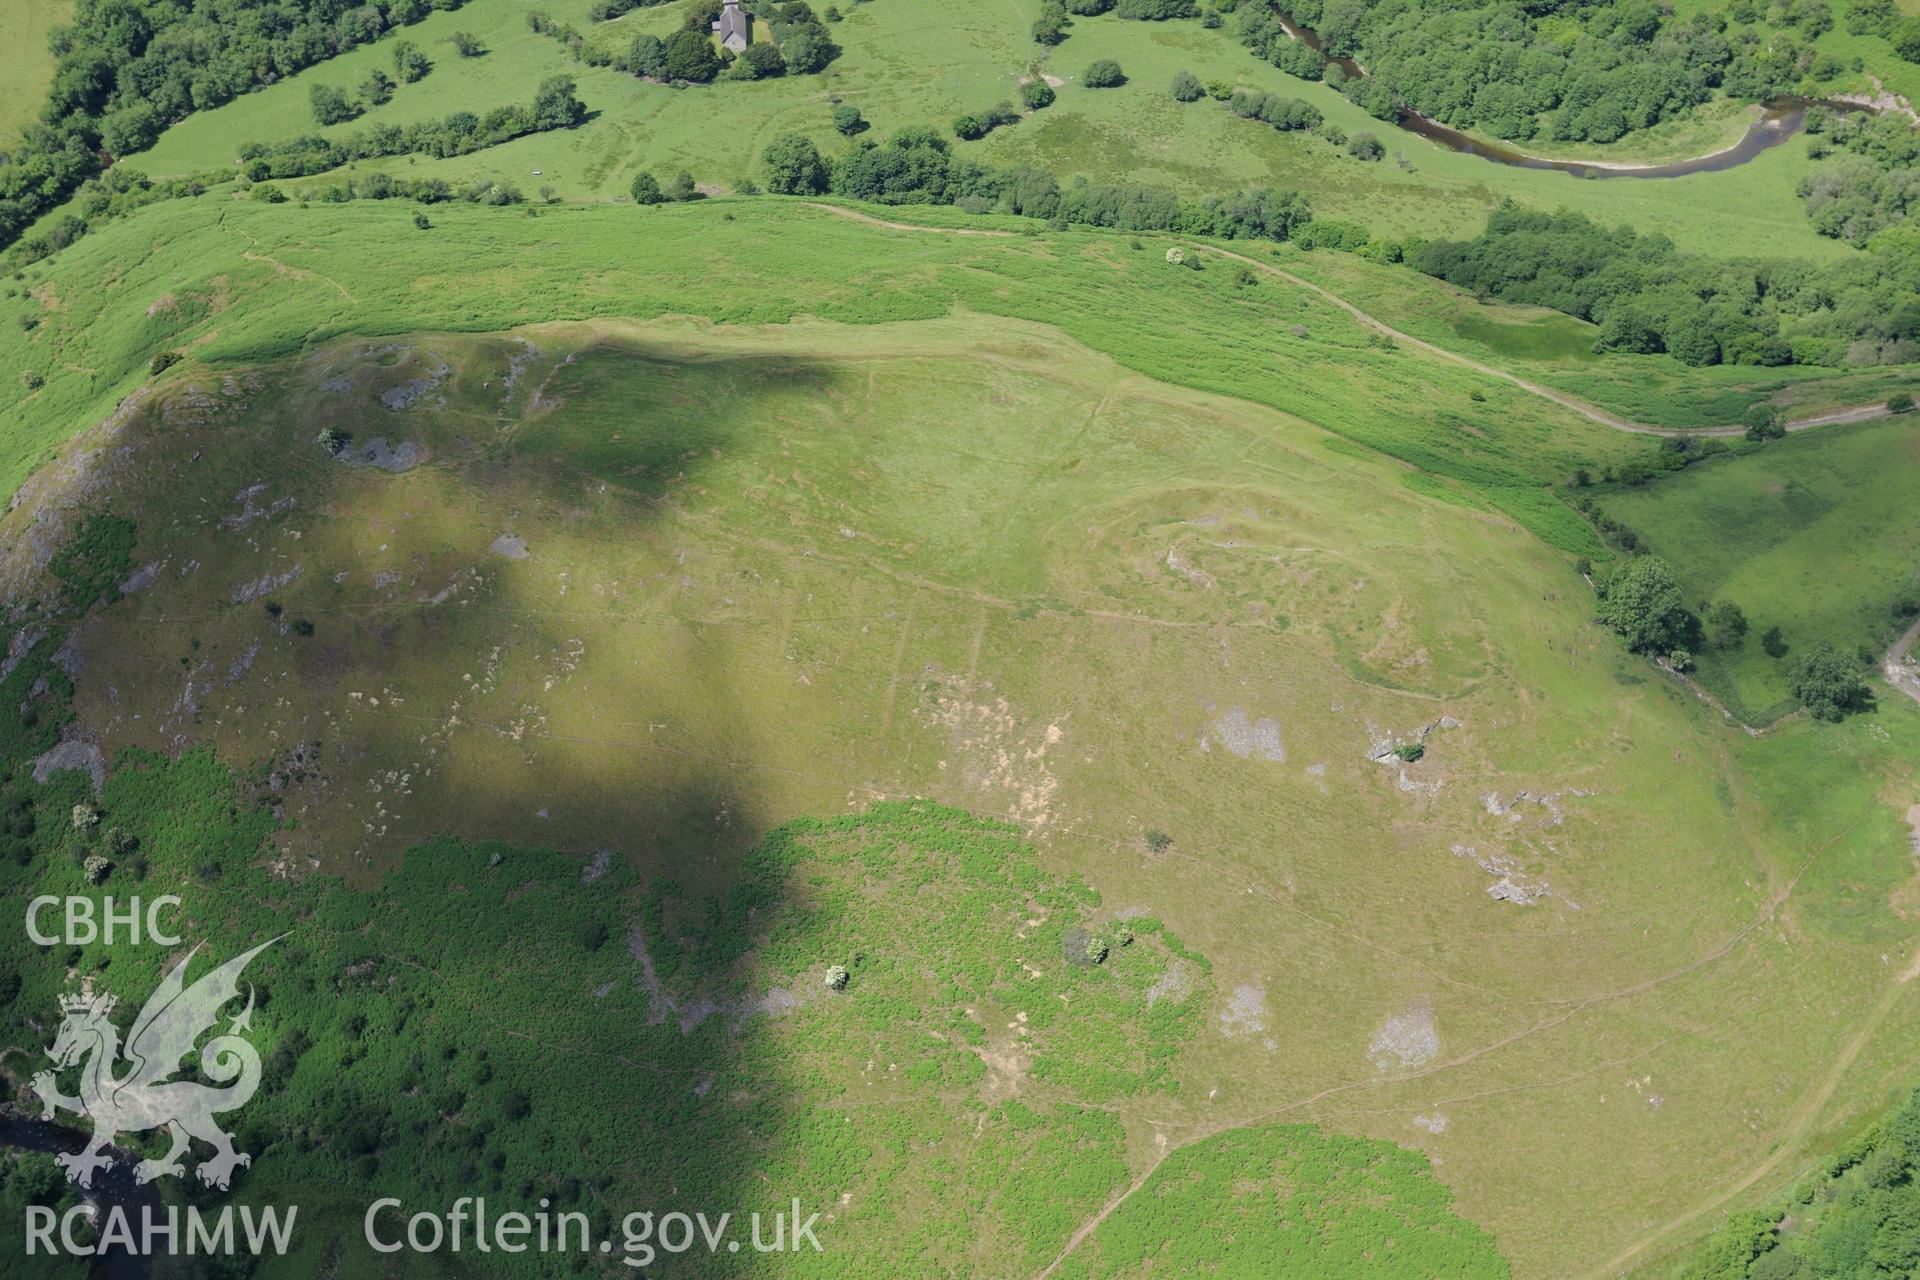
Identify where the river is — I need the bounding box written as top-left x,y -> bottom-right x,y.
1269,6 -> 1846,179
1,1113 -> 157,1280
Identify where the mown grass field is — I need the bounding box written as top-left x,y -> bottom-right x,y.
0,0 -> 69,147
1603,417 -> 1920,722
107,0 -> 1862,261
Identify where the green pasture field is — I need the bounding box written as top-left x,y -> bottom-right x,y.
1602,417 -> 1920,722
2,7 -> 1919,1271
0,194 -> 1640,552
0,0 -> 69,148
0,296 -> 1917,1277
1275,247 -> 1920,429
111,0 -> 1861,261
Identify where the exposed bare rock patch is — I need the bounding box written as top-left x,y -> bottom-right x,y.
337,438 -> 423,473
1368,998 -> 1439,1071
229,565 -> 302,604
380,356 -> 452,411
1204,705 -> 1284,761
33,737 -> 105,793
921,675 -> 1063,829
118,561 -> 159,596
221,483 -> 295,531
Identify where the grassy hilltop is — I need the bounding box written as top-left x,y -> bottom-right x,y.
0,0 -> 1919,1278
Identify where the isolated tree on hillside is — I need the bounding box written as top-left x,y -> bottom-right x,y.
449,31 -> 485,57
394,41 -> 432,83
309,84 -> 358,126
1083,59 -> 1126,87
1597,556 -> 1691,654
666,170 -> 698,201
833,104 -> 866,135
762,134 -> 829,194
1022,78 -> 1055,110
1787,642 -> 1874,720
1703,600 -> 1749,650
631,171 -> 664,204
1170,69 -> 1204,101
531,76 -> 588,129
360,69 -> 396,107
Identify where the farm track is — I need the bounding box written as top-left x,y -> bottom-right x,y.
805,202 -> 1902,440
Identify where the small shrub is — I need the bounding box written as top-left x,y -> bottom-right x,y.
1888,392 -> 1914,413
824,965 -> 850,990
1170,69 -> 1204,101
1743,403 -> 1785,440
1083,59 -> 1126,88
1143,829 -> 1172,854
149,351 -> 182,376
1391,742 -> 1425,763
1022,78 -> 1055,110
413,212 -> 431,230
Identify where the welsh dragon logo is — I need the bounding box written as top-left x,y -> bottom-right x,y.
31,938 -> 278,1191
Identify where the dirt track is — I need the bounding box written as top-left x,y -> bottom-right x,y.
806,202 -> 1905,440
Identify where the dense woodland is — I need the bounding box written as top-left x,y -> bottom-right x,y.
0,0 -> 472,251
1681,1087 -> 1920,1279
1414,204 -> 1920,365
1224,0 -> 1848,143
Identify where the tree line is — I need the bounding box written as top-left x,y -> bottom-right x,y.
759,128 -> 1312,241
0,0 -> 471,252
236,78 -> 588,181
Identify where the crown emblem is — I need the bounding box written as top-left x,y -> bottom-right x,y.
58,991 -> 116,1017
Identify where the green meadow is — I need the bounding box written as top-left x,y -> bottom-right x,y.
111,0 -> 1858,259
2,259 -> 1918,1277
2,0 -> 1920,1276
1604,417 -> 1920,722
0,0 -> 67,147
